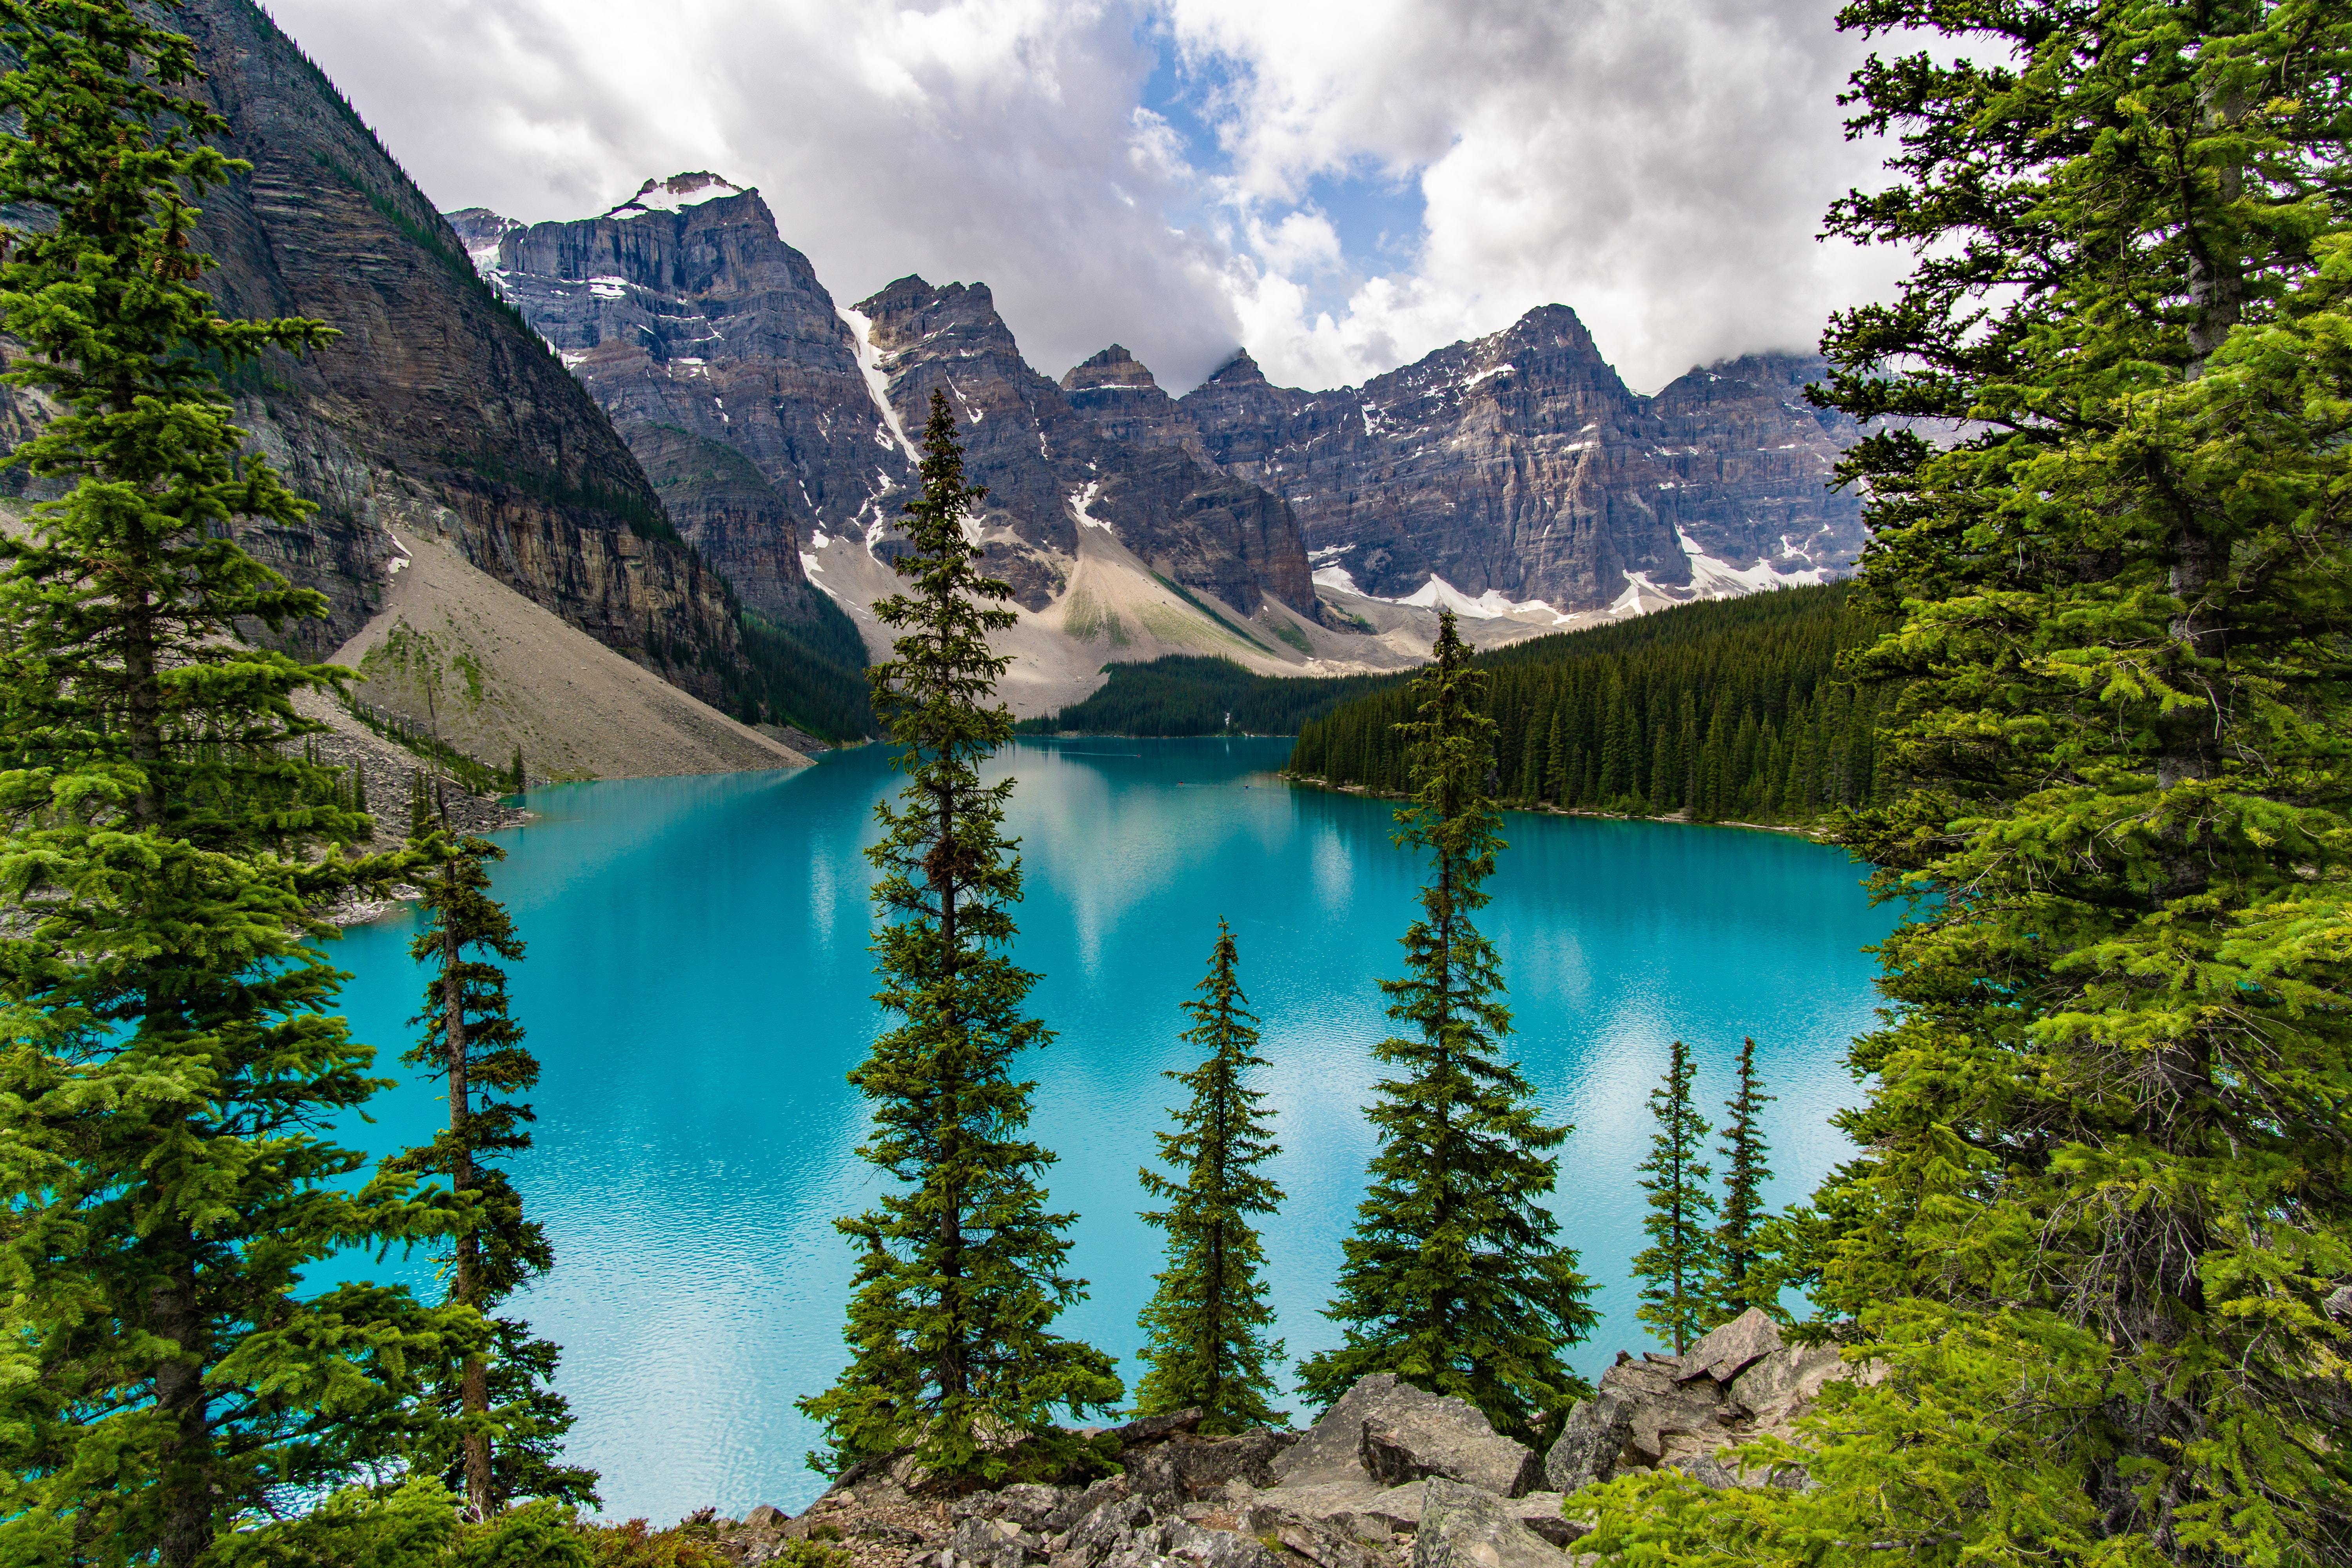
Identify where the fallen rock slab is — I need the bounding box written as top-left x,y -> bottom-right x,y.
1409,1479 -> 1571,1568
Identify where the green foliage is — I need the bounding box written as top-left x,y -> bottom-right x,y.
736,605 -> 875,741
1709,1038 -> 1774,1324
216,1482 -> 753,1568
1296,610 -> 1594,1443
798,390 -> 1122,1483
1016,655 -> 1403,737
1289,583 -> 1889,820
1630,1040 -> 1717,1354
387,820 -> 595,1516
1134,920 -> 1288,1434
343,689 -> 514,796
0,5 -> 482,1562
1614,1 -> 2352,1562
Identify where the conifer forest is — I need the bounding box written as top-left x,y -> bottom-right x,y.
0,1 -> 2348,1566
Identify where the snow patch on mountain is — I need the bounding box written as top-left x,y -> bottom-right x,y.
605,172 -> 744,218
1675,526 -> 1824,593
838,306 -> 920,463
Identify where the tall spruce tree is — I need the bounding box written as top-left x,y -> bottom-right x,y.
799,390 -> 1122,1482
1134,920 -> 1286,1434
389,806 -> 594,1518
1584,3 -> 2352,1564
1708,1037 -> 1772,1324
0,5 -> 484,1561
1630,1039 -> 1716,1354
1297,609 -> 1593,1443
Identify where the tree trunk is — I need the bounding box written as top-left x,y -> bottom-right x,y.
445,903 -> 494,1521
151,1258 -> 211,1568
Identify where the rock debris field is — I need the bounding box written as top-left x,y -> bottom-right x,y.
698,1310 -> 1852,1568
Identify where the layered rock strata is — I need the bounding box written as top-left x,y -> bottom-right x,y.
455,175 -> 910,624
1111,318 -> 1870,613
460,185 -> 1317,625
32,0 -> 770,715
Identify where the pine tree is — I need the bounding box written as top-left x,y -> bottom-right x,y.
1133,919 -> 1287,1434
0,6 -> 482,1560
1584,5 -> 2352,1563
1630,1040 -> 1715,1354
799,390 -> 1122,1482
389,800 -> 595,1518
1297,608 -> 1593,1443
1708,1037 -> 1772,1324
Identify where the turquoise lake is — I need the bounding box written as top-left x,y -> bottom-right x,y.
325,738 -> 1893,1524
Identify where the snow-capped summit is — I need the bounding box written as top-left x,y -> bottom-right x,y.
604,172 -> 747,219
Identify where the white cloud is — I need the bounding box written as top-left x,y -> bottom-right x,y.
260,0 -> 1906,396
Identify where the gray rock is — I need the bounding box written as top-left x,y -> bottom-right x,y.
1280,1373 -> 1539,1498
1676,1309 -> 1783,1386
944,1515 -> 1042,1568
1155,1521 -> 1284,1568
1044,1479 -> 1129,1536
1240,1506 -> 1374,1568
1115,1409 -> 1208,1446
742,1504 -> 788,1530
1544,1390 -> 1635,1494
1504,1494 -> 1589,1550
1131,1429 -> 1294,1500
2328,1284 -> 2352,1321
1726,1343 -> 1847,1430
1060,1494 -> 1168,1568
1277,1375 -> 1409,1484
1409,1478 -> 1572,1568
1359,1399 -> 1544,1498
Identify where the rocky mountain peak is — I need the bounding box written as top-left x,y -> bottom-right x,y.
1059,344 -> 1159,395
446,207 -> 521,274
605,171 -> 746,218
1205,349 -> 1270,387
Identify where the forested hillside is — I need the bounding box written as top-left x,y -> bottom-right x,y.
1288,585 -> 1889,823
1016,655 -> 1405,737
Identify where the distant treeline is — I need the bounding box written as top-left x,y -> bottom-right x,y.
737,596 -> 876,742
1015,655 -> 1406,737
1288,584 -> 1894,823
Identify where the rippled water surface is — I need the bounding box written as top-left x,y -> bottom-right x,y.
328,738 -> 1893,1522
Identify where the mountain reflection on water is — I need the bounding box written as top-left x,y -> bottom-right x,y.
327,737 -> 1893,1522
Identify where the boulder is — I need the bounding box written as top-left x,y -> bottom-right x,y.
1726,1343 -> 1847,1433
1277,1375 -> 1410,1484
1130,1428 -> 1294,1499
1504,1494 -> 1588,1550
1408,1478 -> 1572,1568
1114,1408 -> 1209,1447
1675,1309 -> 1782,1386
943,1515 -> 1046,1568
1275,1373 -> 1541,1498
1359,1403 -> 1544,1498
1240,1505 -> 1376,1568
743,1504 -> 788,1530
1543,1390 -> 1635,1494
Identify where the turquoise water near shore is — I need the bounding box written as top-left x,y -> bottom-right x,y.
326,738 -> 1893,1523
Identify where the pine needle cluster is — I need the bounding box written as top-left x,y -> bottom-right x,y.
799,390 -> 1122,1484
1134,920 -> 1287,1433
1297,609 -> 1594,1443
0,5 -> 485,1561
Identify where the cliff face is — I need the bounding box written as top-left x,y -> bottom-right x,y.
464,191 -> 1316,625
853,278 -> 1317,616
1169,310 -> 1865,611
108,0 -> 760,708
456,176 -> 911,623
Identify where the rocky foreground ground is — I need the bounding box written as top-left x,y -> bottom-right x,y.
701,1310 -> 1849,1568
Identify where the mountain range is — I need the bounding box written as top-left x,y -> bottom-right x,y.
1,0 -> 1870,755
450,170 -> 1864,711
